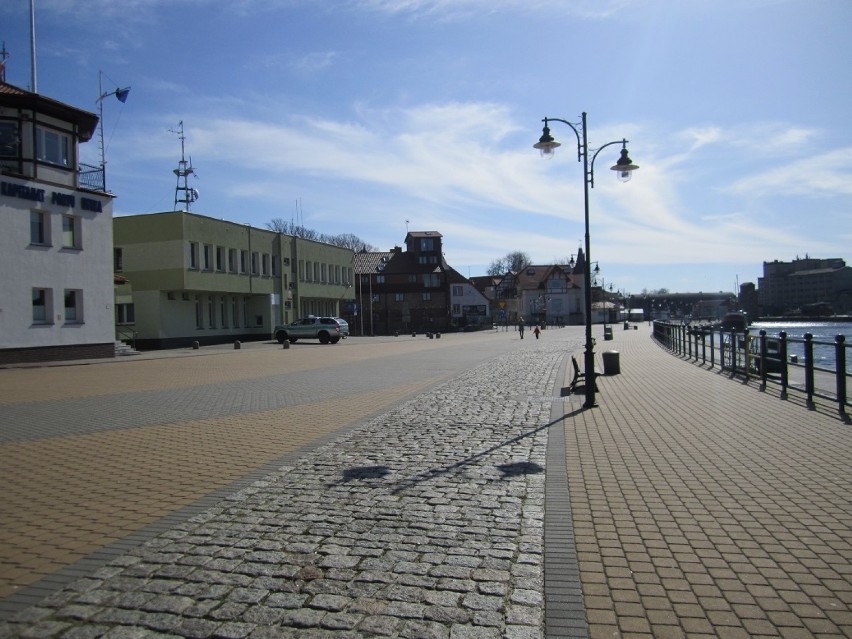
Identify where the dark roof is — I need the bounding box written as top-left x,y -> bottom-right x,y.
0,80 -> 99,142
515,264 -> 580,290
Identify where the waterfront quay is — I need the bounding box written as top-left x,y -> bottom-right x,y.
0,326 -> 850,638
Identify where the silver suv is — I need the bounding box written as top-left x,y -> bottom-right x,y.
272,316 -> 350,345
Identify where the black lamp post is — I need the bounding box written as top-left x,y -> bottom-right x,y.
534,112 -> 638,408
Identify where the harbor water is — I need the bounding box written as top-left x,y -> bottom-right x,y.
715,321 -> 852,374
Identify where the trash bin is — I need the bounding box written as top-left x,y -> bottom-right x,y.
603,350 -> 620,375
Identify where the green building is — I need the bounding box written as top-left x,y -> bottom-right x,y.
114,211 -> 354,349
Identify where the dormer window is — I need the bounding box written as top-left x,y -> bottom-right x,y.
420,238 -> 435,251
36,127 -> 71,166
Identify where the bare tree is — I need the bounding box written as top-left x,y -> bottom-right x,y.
487,251 -> 532,275
265,219 -> 376,251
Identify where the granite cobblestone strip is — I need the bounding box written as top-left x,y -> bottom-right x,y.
0,345 -> 571,638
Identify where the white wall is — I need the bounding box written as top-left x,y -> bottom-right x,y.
0,177 -> 114,350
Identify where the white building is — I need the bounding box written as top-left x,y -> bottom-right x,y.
0,80 -> 115,364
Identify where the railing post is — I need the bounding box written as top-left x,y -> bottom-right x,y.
701,326 -> 707,364
836,335 -> 847,418
729,329 -> 737,376
779,331 -> 788,400
710,327 -> 716,368
804,333 -> 815,409
759,329 -> 767,391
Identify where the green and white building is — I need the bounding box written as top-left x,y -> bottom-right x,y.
113,211 -> 354,349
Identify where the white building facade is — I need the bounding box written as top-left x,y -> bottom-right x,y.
1,81 -> 115,364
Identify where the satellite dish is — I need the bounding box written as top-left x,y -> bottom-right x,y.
191,188 -> 200,201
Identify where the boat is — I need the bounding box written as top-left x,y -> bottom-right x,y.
718,311 -> 748,332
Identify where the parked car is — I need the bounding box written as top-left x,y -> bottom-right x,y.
272,316 -> 349,345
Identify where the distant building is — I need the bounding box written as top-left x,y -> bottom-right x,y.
349,231 -> 489,335
758,257 -> 852,315
113,211 -> 354,349
1,80 -> 115,364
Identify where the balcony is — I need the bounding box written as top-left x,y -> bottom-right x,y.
78,163 -> 105,192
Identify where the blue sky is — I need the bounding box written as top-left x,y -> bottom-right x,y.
3,0 -> 850,295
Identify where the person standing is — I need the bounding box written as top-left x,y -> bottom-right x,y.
518,316 -> 525,339
533,324 -> 541,339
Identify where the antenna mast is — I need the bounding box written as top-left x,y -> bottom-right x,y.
170,121 -> 199,211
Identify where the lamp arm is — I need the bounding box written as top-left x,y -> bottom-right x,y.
542,116 -> 584,163
589,139 -> 628,188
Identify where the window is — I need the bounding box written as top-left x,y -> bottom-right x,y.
195,295 -> 203,329
64,289 -> 82,322
422,292 -> 432,301
408,275 -> 417,283
228,249 -> 238,273
321,263 -> 327,283
232,298 -> 240,328
394,293 -> 405,302
32,288 -> 51,323
305,261 -> 312,281
251,252 -> 259,275
188,242 -> 199,269
216,246 -> 226,272
452,285 -> 464,296
116,303 -> 135,324
240,250 -> 248,274
30,211 -> 48,245
203,244 -> 213,271
420,238 -> 435,251
376,275 -> 386,284
423,273 -> 440,288
62,215 -> 80,249
272,255 -> 280,277
36,127 -> 71,166
0,121 -> 20,157
453,304 -> 461,315
208,295 -> 216,328
220,297 -> 228,328
262,254 -> 270,276
114,247 -> 124,271
313,262 -> 319,282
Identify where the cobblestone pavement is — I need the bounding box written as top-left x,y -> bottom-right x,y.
0,340 -> 574,638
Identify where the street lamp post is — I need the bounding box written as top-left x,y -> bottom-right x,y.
534,112 -> 638,408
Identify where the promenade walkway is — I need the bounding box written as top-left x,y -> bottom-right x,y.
0,326 -> 849,638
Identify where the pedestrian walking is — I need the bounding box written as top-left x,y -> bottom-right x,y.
518,317 -> 525,339
533,324 -> 541,339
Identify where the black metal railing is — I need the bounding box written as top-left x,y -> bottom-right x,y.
78,163 -> 105,192
653,320 -> 849,418
116,326 -> 138,351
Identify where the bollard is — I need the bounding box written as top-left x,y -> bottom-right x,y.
234,340 -> 241,350
192,341 -> 200,350
436,333 -> 441,339
602,350 -> 621,375
412,332 -> 416,337
395,331 -> 399,337
282,341 -> 290,350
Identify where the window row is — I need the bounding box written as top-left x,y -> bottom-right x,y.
362,273 -> 442,288
186,242 -> 279,277
32,287 -> 83,324
371,292 -> 435,302
0,120 -> 72,167
193,295 -> 262,330
30,211 -> 82,249
298,260 -> 352,286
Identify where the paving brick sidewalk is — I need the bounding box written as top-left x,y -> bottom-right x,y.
0,339 -> 574,638
1,327 -> 850,638
566,326 -> 851,638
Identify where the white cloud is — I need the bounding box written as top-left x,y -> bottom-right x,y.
729,147 -> 852,198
